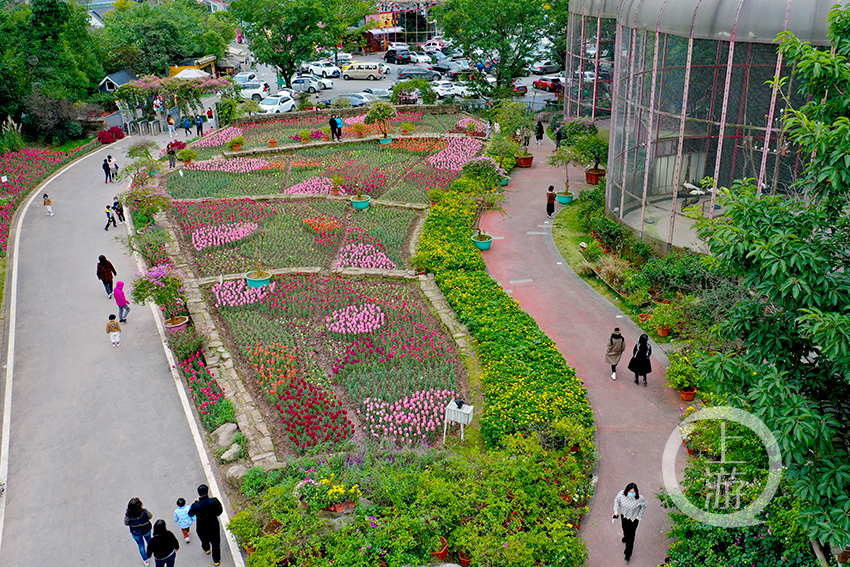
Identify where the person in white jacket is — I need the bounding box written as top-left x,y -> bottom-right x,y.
613,482 -> 648,562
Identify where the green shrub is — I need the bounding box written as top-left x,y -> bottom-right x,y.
448,177 -> 482,194
166,327 -> 206,362
582,240 -> 603,262
63,120 -> 84,140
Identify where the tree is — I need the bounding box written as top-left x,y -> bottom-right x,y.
691,5 -> 850,551
231,0 -> 326,88
433,0 -> 547,91
320,0 -> 373,63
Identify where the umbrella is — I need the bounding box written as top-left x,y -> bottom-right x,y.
174,68 -> 210,79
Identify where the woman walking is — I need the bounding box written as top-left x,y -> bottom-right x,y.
102,159 -> 112,183
96,255 -> 117,298
627,333 -> 652,385
612,482 -> 647,562
546,185 -> 556,219
124,497 -> 154,566
535,120 -> 544,145
166,143 -> 177,168
147,519 -> 180,567
605,327 -> 626,380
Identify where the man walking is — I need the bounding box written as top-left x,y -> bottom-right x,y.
188,484 -> 223,565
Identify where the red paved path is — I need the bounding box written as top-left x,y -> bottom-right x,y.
479,135 -> 682,567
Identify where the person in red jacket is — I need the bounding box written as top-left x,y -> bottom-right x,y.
97,255 -> 117,298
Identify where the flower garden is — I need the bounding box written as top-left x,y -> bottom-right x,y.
122,109 -> 597,567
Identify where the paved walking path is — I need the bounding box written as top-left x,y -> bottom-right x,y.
479,135 -> 682,567
0,125 -> 241,566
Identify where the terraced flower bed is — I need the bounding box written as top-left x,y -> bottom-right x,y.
208,275 -> 462,450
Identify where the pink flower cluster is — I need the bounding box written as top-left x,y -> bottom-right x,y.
457,117 -> 485,130
193,126 -> 243,148
359,388 -> 456,446
191,221 -> 258,251
185,157 -> 271,173
427,137 -> 483,170
285,176 -> 334,195
337,229 -> 396,270
173,198 -> 277,234
325,303 -> 386,334
211,279 -> 277,307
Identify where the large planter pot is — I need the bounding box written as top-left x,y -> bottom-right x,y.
515,154 -> 534,168
331,503 -> 347,513
657,326 -> 671,337
164,315 -> 189,333
458,551 -> 471,567
356,132 -> 365,138
471,234 -> 493,251
351,196 -> 371,210
322,135 -> 330,141
585,168 -> 606,184
245,270 -> 272,288
556,191 -> 575,204
431,537 -> 449,561
378,137 -> 393,145
183,159 -> 192,166
500,177 -> 510,186
401,129 -> 410,135
680,387 -> 696,402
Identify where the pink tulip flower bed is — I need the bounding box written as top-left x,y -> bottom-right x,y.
211,274 -> 463,449
284,176 -> 334,195
184,157 -> 272,173
336,229 -> 397,270
191,221 -> 258,251
359,388 -> 457,446
173,198 -> 278,234
0,142 -> 97,253
427,137 -> 484,171
193,126 -> 243,148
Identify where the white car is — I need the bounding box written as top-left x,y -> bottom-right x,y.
238,81 -> 271,102
259,93 -> 296,113
233,71 -> 257,84
432,81 -> 455,98
409,52 -> 432,64
336,52 -> 353,63
380,63 -> 392,75
388,42 -> 409,51
307,61 -> 341,77
290,75 -> 331,92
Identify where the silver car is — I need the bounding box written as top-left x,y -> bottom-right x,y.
290,75 -> 331,93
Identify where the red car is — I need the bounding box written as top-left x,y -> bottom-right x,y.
532,75 -> 564,93
513,80 -> 528,95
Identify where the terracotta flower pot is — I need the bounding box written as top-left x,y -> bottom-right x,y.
657,326 -> 671,337
585,168 -> 606,184
231,143 -> 242,152
515,154 -> 534,168
431,537 -> 448,561
639,313 -> 652,322
680,387 -> 696,402
458,551 -> 471,567
268,139 -> 278,147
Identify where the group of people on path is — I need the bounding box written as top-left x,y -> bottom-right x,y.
125,484 -> 225,567
605,327 -> 652,385
102,155 -> 120,183
328,114 -> 344,141
167,108 -> 215,139
105,196 -> 125,231
96,255 -> 130,346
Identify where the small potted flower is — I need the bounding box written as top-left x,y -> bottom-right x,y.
130,265 -> 189,331
471,227 -> 493,251
330,175 -> 344,196
321,126 -> 331,141
226,136 -> 246,152
268,138 -> 278,148
350,184 -> 370,210
352,122 -> 366,138
400,121 -> 415,135
298,129 -> 311,144
465,121 -> 478,137
227,511 -> 261,554
176,148 -> 197,165
665,351 -> 702,401
651,302 -> 680,337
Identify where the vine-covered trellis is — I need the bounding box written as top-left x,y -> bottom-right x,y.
114,75 -> 239,119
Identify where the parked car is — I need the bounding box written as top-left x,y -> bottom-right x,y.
432,61 -> 459,75
531,60 -> 561,75
445,61 -> 472,80
532,75 -> 564,92
513,80 -> 528,95
239,81 -> 271,102
362,87 -> 392,99
259,93 -> 296,113
398,67 -> 441,81
290,75 -> 326,93
388,42 -> 409,51
335,52 -> 353,63
421,39 -> 445,53
384,49 -> 411,64
409,52 -> 433,64
432,81 -> 455,98
317,92 -> 377,108
342,62 -> 383,81
233,71 -> 257,84
307,61 -> 341,77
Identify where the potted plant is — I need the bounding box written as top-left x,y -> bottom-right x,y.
226,136 -> 246,152
321,126 -> 332,141
268,138 -> 278,148
410,254 -> 428,274
330,175 -> 344,196
465,121 -> 478,136
352,122 -> 366,138
130,265 -> 189,331
244,229 -> 272,288
176,148 -> 197,165
400,122 -> 415,135
350,184 -> 370,210
461,156 -> 507,193
364,101 -> 396,144
298,129 -> 311,144
651,301 -> 680,337
430,536 -> 449,561
665,351 -> 702,401
494,102 -> 535,167
227,510 -> 262,553
471,228 -> 493,251
428,188 -> 444,206
570,133 -> 609,184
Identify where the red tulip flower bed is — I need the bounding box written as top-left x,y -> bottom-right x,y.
248,342 -> 354,451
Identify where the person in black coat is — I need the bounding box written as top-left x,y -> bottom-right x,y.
535,120 -> 544,144
329,114 -> 339,141
188,484 -> 224,565
147,519 -> 180,567
627,333 -> 652,386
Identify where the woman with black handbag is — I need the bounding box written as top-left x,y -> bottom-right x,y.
627,333 -> 652,386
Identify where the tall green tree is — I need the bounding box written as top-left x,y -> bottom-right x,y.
230,0 -> 327,88
694,5 -> 850,551
433,0 -> 548,92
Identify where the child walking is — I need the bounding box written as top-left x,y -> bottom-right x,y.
114,281 -> 130,323
43,193 -> 54,216
174,497 -> 194,543
104,205 -> 117,231
107,314 -> 121,347
112,197 -> 125,224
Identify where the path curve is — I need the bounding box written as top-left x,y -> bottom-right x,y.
480,135 -> 682,567
0,130 -> 242,566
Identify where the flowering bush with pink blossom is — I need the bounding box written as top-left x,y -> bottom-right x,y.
210,279 -> 277,307
193,126 -> 243,148
325,303 -> 386,334
191,222 -> 258,251
359,388 -> 456,445
185,157 -> 271,173
427,137 -> 483,171
284,176 -> 334,195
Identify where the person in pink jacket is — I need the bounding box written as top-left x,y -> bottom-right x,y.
114,281 -> 130,323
